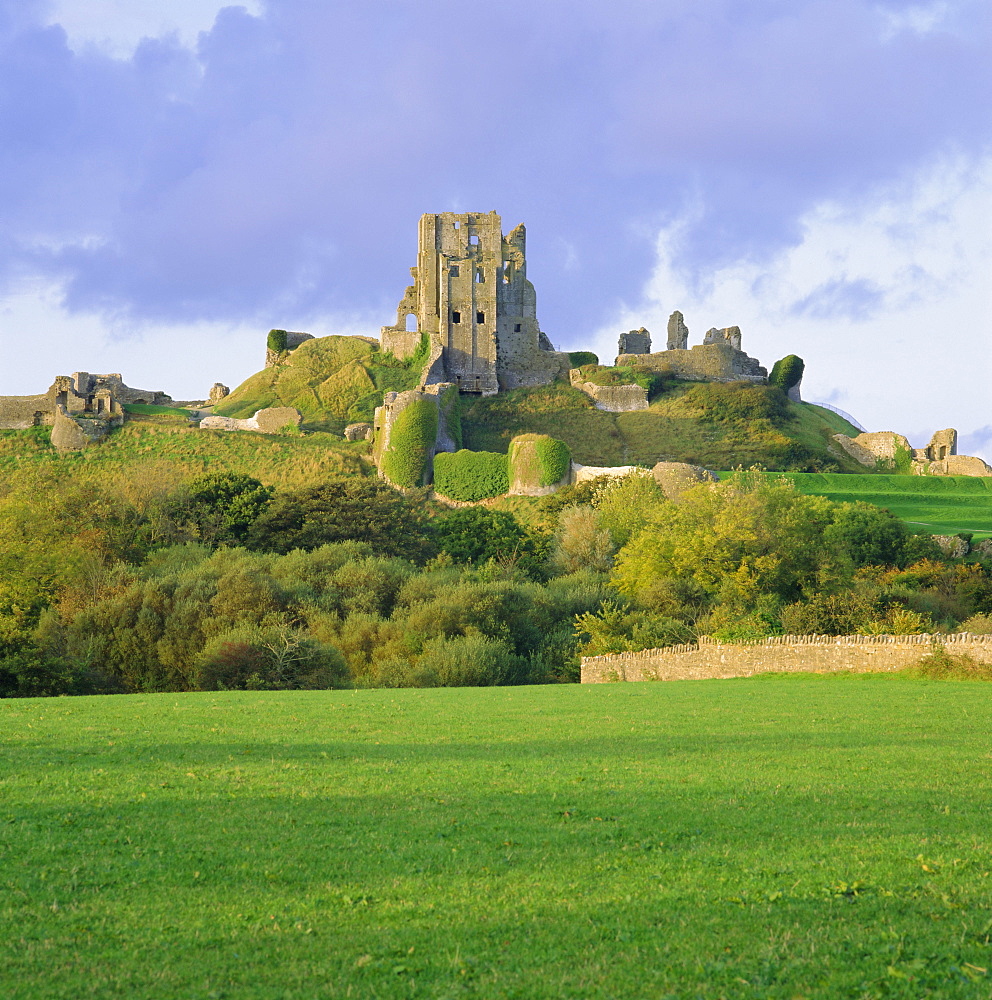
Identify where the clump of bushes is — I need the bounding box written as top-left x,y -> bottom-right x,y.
568,351 -> 599,368
266,329 -> 288,354
768,355 -> 804,392
433,450 -> 508,501
508,434 -> 571,492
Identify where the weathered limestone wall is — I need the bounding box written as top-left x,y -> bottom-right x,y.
581,633 -> 992,683
616,343 -> 766,383
618,328 -> 652,355
667,311 -> 688,350
0,372 -> 156,429
381,212 -> 568,396
570,377 -> 648,412
834,427 -> 992,476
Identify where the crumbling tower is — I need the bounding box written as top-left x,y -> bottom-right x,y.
381,211 -> 567,394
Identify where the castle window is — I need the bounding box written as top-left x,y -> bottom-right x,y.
453,221 -> 460,229
452,311 -> 461,324
405,313 -> 418,332
469,234 -> 479,246
514,323 -> 521,332
476,311 -> 485,324
449,265 -> 459,278
475,270 -> 484,283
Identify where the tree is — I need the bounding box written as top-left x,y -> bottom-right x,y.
164,472 -> 274,545
432,508 -> 541,571
246,476 -> 434,561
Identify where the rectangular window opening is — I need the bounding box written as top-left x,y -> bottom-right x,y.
475,271 -> 484,283
452,311 -> 461,324
476,311 -> 485,324
449,265 -> 460,277
514,323 -> 521,332
469,234 -> 479,245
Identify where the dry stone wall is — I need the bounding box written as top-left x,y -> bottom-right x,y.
581,633 -> 992,683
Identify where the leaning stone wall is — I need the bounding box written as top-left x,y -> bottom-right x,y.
581,633 -> 992,683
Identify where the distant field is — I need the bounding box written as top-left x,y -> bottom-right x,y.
742,471 -> 992,538
3,677 -> 992,999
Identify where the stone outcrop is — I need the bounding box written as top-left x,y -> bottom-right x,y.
666,311 -> 688,350
344,422 -> 373,441
617,327 -> 651,355
199,407 -> 302,434
926,455 -> 992,477
651,461 -> 718,498
208,383 -> 230,404
506,434 -> 571,496
380,212 -> 570,395
933,535 -> 970,558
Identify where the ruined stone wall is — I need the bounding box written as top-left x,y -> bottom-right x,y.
581,633 -> 992,683
616,343 -> 766,382
381,212 -> 568,395
571,380 -> 648,412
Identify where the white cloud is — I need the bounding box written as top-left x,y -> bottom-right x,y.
0,276 -> 378,401
46,0 -> 264,57
591,153 -> 992,458
878,1 -> 950,41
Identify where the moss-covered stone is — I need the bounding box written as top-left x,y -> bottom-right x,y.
508,433 -> 571,495
378,396 -> 439,489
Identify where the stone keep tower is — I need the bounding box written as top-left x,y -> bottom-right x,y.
381,212 -> 567,394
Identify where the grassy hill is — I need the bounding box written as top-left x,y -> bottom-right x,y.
0,410 -> 370,489
213,334 -> 429,432
4,676 -> 992,998
763,472 -> 992,538
461,383 -> 865,471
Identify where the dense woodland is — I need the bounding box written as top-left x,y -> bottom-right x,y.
3,456 -> 991,697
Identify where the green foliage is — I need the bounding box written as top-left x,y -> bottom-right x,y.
380,399 -> 438,489
574,601 -> 695,655
440,384 -> 462,450
432,508 -> 541,570
549,506 -> 615,575
534,436 -> 571,487
768,354 -> 805,391
164,472 -> 274,545
567,350 -> 598,367
508,433 -> 570,491
246,476 -> 434,561
903,644 -> 992,679
433,450 -> 508,501
122,403 -> 192,418
266,329 -> 288,354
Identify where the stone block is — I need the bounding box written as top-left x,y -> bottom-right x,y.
344,422 -> 373,441
666,311 -> 688,350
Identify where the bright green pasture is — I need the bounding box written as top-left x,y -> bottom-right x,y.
2,678 -> 992,999
750,472 -> 992,538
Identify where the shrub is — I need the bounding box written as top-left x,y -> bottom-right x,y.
549,506 -> 615,575
768,355 -> 805,391
267,329 -> 288,354
433,450 -> 509,501
682,381 -> 791,426
433,508 -> 539,568
414,633 -> 522,687
379,398 -> 438,488
567,351 -> 599,367
903,644 -> 992,681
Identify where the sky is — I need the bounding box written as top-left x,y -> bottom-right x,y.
1,0 -> 990,454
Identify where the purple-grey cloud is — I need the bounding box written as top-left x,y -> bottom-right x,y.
1,0 -> 989,344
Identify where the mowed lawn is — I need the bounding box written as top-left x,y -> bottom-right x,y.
759,473 -> 992,538
2,678 -> 992,999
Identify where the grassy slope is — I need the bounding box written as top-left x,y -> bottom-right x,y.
766,472 -> 992,538
0,413 -> 370,489
462,385 -> 866,471
3,677 -> 992,999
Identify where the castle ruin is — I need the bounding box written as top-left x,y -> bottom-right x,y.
380,212 -> 569,394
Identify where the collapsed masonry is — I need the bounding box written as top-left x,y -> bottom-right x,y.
832,428 -> 992,477
0,372 -> 170,430
380,212 -> 570,395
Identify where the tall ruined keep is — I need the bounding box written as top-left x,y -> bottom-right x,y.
380,212 -> 568,394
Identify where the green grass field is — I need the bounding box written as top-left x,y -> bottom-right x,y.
3,677 -> 992,999
768,473 -> 992,538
